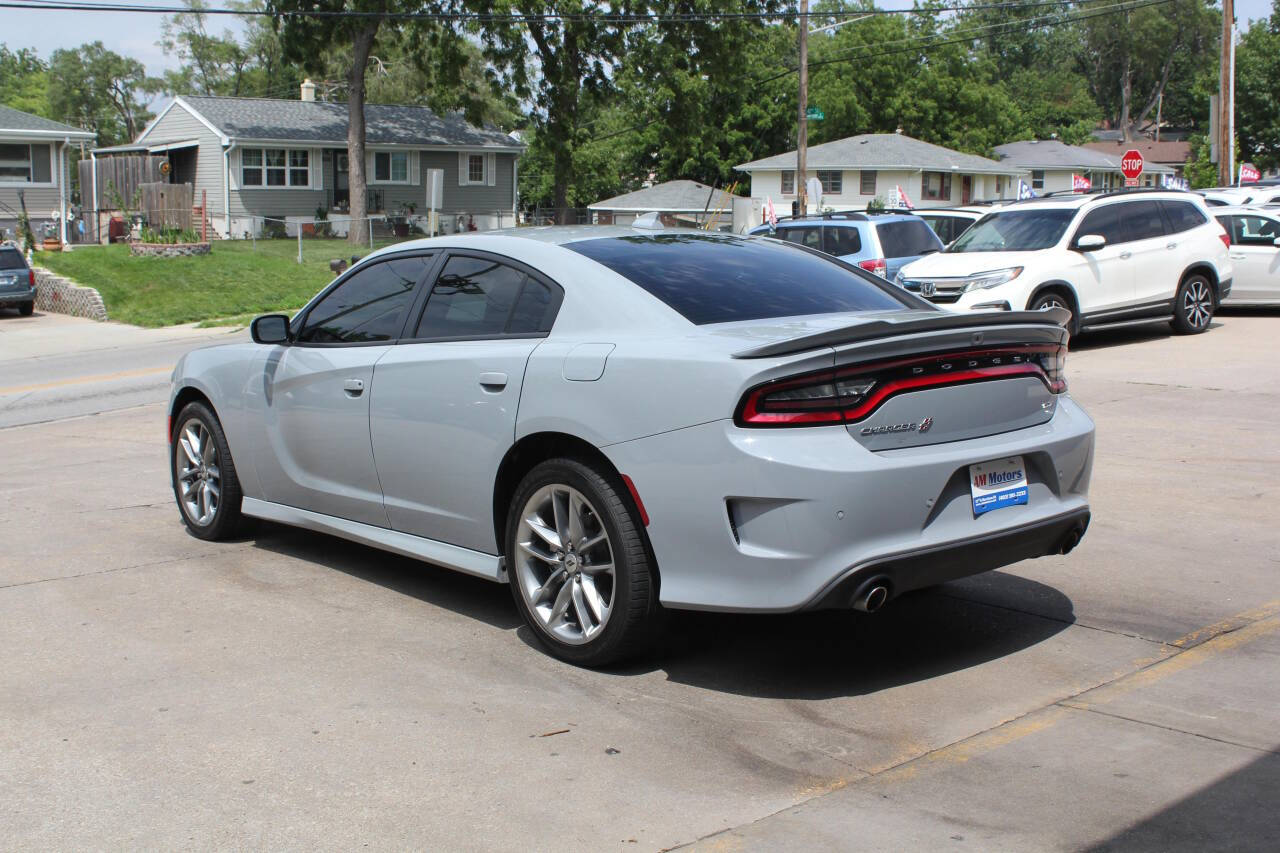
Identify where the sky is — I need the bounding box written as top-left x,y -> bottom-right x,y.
0,0 -> 1273,77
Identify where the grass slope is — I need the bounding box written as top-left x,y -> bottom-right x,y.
36,238 -> 409,327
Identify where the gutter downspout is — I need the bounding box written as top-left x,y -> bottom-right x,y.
90,149 -> 98,243
59,139 -> 68,245
222,139 -> 235,239
512,157 -> 518,227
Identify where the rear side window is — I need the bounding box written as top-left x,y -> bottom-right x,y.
415,255 -> 525,339
1160,201 -> 1207,233
824,226 -> 862,256
1124,201 -> 1169,241
566,234 -> 909,325
0,249 -> 26,270
1226,215 -> 1280,246
297,254 -> 430,343
875,220 -> 942,258
1074,204 -> 1127,246
777,226 -> 823,251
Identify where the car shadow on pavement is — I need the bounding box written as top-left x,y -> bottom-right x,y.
248,522 -> 524,631
632,571 -> 1076,700
1070,319 -> 1228,351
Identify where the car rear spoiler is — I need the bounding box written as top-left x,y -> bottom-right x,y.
732,307 -> 1071,359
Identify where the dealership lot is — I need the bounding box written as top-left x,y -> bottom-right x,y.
1,311 -> 1277,850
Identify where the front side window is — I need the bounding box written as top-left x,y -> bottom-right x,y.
922,171 -> 952,201
1031,170 -> 1045,190
298,255 -> 431,343
567,234 -> 909,325
951,209 -> 1077,252
817,170 -> 842,194
375,151 -> 409,183
860,170 -> 876,195
415,255 -> 540,339
781,170 -> 795,195
1226,215 -> 1280,246
1123,200 -> 1168,242
1072,204 -> 1127,247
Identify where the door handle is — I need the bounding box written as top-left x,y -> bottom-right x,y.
1166,242 -> 1178,250
479,372 -> 508,390
1119,251 -> 1132,259
343,378 -> 365,397
1229,253 -> 1246,260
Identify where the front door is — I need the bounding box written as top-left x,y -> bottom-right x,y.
333,150 -> 350,210
370,251 -> 563,553
253,253 -> 434,526
961,175 -> 972,205
1069,202 -> 1134,315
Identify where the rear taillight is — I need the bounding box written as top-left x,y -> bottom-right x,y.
858,258 -> 888,277
736,344 -> 1067,428
29,269 -> 36,287
1216,223 -> 1231,249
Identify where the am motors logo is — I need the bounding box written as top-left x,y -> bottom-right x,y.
973,468 -> 1024,488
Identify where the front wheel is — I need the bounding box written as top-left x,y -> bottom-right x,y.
1171,275 -> 1214,334
1029,290 -> 1075,336
506,458 -> 657,666
171,401 -> 247,540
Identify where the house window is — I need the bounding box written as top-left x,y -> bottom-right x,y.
860,170 -> 876,195
242,148 -> 309,188
781,170 -> 795,195
996,175 -> 1005,195
468,154 -> 485,183
1031,170 -> 1045,190
922,171 -> 952,201
817,170 -> 842,194
0,143 -> 51,184
374,151 -> 409,183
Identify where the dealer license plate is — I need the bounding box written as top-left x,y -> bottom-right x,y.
969,456 -> 1029,516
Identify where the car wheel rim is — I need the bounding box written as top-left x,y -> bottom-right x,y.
1184,280 -> 1212,329
1038,297 -> 1066,312
514,484 -> 615,645
176,419 -> 220,526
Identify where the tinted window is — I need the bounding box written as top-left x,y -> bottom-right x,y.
298,255 -> 429,343
919,215 -> 971,245
875,220 -> 942,258
1161,200 -> 1208,233
952,209 -> 1076,252
824,226 -> 862,256
507,277 -> 559,333
1073,205 -> 1127,246
415,255 -> 526,339
565,234 -> 908,326
1124,200 -> 1168,241
1228,215 -> 1280,246
0,248 -> 26,270
778,226 -> 822,251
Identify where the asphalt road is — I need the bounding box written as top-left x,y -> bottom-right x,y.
1,308 -> 1277,851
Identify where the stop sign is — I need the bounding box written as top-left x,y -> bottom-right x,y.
1120,149 -> 1144,180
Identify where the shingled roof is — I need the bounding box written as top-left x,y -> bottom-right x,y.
736,133 -> 1022,176
589,180 -> 736,212
995,139 -> 1174,174
0,104 -> 95,139
142,96 -> 522,150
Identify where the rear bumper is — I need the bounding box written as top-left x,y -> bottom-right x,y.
0,286 -> 35,304
604,396 -> 1094,612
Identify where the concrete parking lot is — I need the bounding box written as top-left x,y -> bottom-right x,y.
1,308 -> 1277,850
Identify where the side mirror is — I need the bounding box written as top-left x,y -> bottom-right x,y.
1075,234 -> 1106,252
251,314 -> 290,345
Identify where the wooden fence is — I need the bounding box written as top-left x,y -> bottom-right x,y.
139,182 -> 193,231
79,155 -> 166,211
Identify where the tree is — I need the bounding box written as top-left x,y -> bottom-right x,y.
0,46 -> 51,117
1235,2 -> 1280,171
47,43 -> 157,146
480,1 -> 642,223
159,0 -> 253,95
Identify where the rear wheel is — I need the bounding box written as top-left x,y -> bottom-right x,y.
507,458 -> 657,666
171,401 -> 247,540
18,301 -> 33,316
1171,274 -> 1214,334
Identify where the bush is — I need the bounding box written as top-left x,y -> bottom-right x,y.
139,226 -> 200,245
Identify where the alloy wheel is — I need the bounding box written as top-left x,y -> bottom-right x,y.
514,484 -> 615,645
176,419 -> 221,526
1183,279 -> 1212,330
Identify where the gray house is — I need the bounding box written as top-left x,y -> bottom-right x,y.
100,86 -> 524,238
993,139 -> 1174,194
1,105 -> 95,244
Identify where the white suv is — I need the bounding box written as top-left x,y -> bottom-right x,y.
895,191 -> 1233,335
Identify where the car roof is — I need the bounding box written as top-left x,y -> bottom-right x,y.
917,207 -> 988,216
1211,205 -> 1280,216
996,189 -> 1208,212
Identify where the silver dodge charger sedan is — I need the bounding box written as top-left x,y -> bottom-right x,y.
169,225 -> 1094,665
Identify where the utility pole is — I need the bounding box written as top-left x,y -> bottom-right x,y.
796,0 -> 808,216
1218,0 -> 1234,186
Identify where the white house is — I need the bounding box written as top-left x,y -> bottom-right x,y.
734,133 -> 1026,216
993,139 -> 1174,194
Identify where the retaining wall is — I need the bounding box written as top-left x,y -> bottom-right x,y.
33,268 -> 109,322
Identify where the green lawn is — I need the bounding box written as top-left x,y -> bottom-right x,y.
35,237 -> 413,328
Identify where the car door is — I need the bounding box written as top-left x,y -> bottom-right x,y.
1069,202 -> 1133,315
1224,214 -> 1280,301
369,251 -> 563,553
253,253 -> 433,527
1121,200 -> 1181,307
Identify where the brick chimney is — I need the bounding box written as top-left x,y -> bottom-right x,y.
301,79 -> 316,102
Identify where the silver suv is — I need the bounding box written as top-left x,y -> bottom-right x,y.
750,212 -> 943,280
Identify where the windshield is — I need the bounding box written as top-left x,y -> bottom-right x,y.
948,209 -> 1076,252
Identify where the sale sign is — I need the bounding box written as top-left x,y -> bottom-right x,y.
1071,174 -> 1092,192
1238,163 -> 1261,184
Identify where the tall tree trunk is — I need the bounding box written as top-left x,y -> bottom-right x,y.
348,24 -> 379,247
552,134 -> 572,224
1119,52 -> 1133,141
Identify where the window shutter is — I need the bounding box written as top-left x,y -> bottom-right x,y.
312,148 -> 323,190
486,153 -> 496,187
229,148 -> 240,191
410,151 -> 420,185
366,150 -> 375,181
458,151 -> 466,186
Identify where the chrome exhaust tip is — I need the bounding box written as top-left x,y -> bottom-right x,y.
853,584 -> 889,613
1058,525 -> 1083,555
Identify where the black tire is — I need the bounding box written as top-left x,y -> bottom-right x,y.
170,401 -> 247,540
1171,273 -> 1215,334
18,301 -> 33,316
1028,289 -> 1076,336
506,457 -> 658,667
